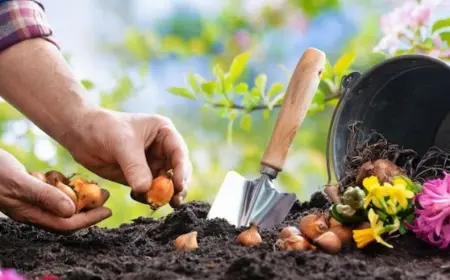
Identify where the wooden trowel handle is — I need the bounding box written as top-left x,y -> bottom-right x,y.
261,47 -> 326,172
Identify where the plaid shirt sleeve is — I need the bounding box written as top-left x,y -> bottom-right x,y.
0,0 -> 59,53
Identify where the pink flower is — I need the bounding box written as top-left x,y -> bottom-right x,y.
407,172 -> 450,249
428,49 -> 441,58
0,269 -> 26,280
373,34 -> 400,54
380,2 -> 414,35
433,36 -> 444,49
410,5 -> 432,27
376,0 -> 443,56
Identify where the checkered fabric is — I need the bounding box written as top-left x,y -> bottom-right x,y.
0,0 -> 58,52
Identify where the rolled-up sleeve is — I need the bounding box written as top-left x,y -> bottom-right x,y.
0,0 -> 58,52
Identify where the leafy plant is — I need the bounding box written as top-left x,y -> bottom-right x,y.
167,50 -> 356,142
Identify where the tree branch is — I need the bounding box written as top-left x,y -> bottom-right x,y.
324,93 -> 342,102
210,93 -> 342,112
211,103 -> 281,112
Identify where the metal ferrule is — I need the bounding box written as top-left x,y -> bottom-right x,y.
259,164 -> 279,179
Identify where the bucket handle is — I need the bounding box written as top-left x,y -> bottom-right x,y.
325,71 -> 361,185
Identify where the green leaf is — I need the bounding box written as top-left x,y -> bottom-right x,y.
249,87 -> 262,97
405,213 -> 415,224
398,221 -> 407,235
224,78 -> 233,94
419,38 -> 434,50
439,31 -> 450,45
296,0 -> 340,18
228,52 -> 251,83
263,109 -> 270,119
233,82 -> 249,94
395,175 -> 423,193
242,94 -> 261,108
228,110 -> 238,120
432,17 -> 450,33
101,76 -> 134,109
312,89 -> 326,105
214,64 -> 225,81
321,59 -> 334,80
333,51 -> 356,77
0,102 -> 23,120
124,28 -> 150,60
81,79 -> 94,90
255,74 -> 267,95
217,99 -> 230,106
330,205 -> 367,225
167,87 -> 196,100
201,81 -> 216,96
187,72 -> 200,93
377,210 -> 388,221
267,82 -> 284,99
240,114 -> 252,131
213,65 -> 225,93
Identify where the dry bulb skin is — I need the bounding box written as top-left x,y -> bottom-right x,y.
237,223 -> 262,247
174,231 -> 198,251
146,169 -> 175,210
55,181 -> 77,205
314,231 -> 342,254
279,226 -> 300,240
45,170 -> 69,186
29,171 -> 47,183
327,217 -> 353,244
29,170 -> 109,213
299,213 -> 328,240
355,159 -> 404,185
276,235 -> 312,251
71,178 -> 108,213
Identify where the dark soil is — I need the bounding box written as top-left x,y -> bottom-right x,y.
0,192 -> 449,280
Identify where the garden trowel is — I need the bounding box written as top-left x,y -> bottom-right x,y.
207,47 -> 326,229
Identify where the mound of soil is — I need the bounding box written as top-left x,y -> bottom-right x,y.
0,192 -> 449,280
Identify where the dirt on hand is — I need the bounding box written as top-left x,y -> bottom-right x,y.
0,191 -> 448,280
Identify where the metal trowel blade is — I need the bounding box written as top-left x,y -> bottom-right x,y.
206,171 -> 297,229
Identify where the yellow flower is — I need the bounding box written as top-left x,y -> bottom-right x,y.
352,209 -> 393,249
384,199 -> 398,215
392,177 -> 407,187
362,176 -> 389,209
387,179 -> 414,209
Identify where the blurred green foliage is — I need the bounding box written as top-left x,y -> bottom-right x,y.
1,0 -> 447,229
289,0 -> 340,18
168,49 -> 356,142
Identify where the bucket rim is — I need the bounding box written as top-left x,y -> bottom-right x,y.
327,53 -> 450,183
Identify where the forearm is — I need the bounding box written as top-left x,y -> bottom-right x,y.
0,38 -> 98,148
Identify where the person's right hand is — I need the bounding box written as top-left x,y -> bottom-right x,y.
0,149 -> 112,233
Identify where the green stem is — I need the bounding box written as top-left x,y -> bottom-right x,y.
227,119 -> 234,145
210,93 -> 340,112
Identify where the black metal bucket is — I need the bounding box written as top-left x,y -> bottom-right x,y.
327,54 -> 450,182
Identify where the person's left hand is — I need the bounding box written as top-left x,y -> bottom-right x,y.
63,108 -> 192,208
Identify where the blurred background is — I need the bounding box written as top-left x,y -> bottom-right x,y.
1,0 -> 449,227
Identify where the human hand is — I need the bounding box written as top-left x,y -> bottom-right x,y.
64,108 -> 192,208
0,149 -> 112,233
